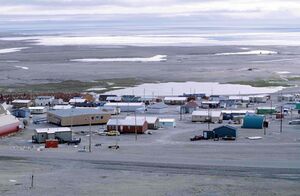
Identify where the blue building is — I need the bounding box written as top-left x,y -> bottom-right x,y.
11,108 -> 31,118
213,125 -> 237,138
242,114 -> 264,129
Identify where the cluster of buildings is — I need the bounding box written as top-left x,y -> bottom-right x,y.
1,91 -> 300,140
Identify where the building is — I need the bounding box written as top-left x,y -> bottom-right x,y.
159,118 -> 176,128
164,97 -> 187,105
213,125 -> 237,138
11,108 -> 31,118
221,110 -> 256,120
34,96 -> 55,106
104,102 -> 145,112
106,96 -> 122,102
278,94 -> 295,102
106,118 -> 148,134
28,106 -> 47,114
52,105 -> 73,110
0,105 -> 20,137
181,101 -> 199,114
191,110 -> 222,123
69,97 -> 87,105
256,107 -> 276,115
146,102 -> 168,114
32,127 -> 72,143
47,109 -> 111,126
11,100 -> 33,109
124,116 -> 159,130
249,95 -> 269,103
201,101 -> 220,109
242,114 -> 264,129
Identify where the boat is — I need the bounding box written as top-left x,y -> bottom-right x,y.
0,104 -> 20,137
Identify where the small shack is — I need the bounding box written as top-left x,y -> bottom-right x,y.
159,118 -> 176,128
256,107 -> 276,115
29,106 -> 47,114
192,110 -> 222,123
33,127 -> 72,143
213,125 -> 237,138
242,114 -> 264,129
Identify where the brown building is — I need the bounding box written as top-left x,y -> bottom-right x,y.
106,118 -> 148,134
47,109 -> 111,126
12,99 -> 33,108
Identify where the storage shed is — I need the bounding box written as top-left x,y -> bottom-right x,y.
29,106 -> 47,114
106,118 -> 148,134
256,107 -> 276,115
242,114 -> 264,129
33,127 -> 72,143
159,118 -> 176,128
192,110 -> 222,123
47,109 -> 111,126
213,125 -> 237,138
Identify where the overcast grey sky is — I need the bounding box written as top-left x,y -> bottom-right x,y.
0,0 -> 299,27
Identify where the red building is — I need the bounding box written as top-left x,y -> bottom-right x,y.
107,118 -> 148,134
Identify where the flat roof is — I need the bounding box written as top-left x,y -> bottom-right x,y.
125,116 -> 158,124
12,100 -> 31,103
48,108 -> 109,117
105,102 -> 145,107
35,127 -> 71,134
29,106 -> 46,110
164,97 -> 187,101
159,118 -> 176,123
107,118 -> 146,126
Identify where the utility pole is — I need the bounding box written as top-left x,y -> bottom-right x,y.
89,115 -> 92,152
30,173 -> 34,189
280,106 -> 283,133
134,111 -> 137,141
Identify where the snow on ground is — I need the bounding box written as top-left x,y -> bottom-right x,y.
0,47 -> 28,54
215,50 -> 277,56
105,82 -> 284,96
70,55 -> 167,62
14,66 -> 29,70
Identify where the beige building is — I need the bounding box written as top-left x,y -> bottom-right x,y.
47,109 -> 111,126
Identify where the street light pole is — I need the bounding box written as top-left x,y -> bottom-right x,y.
280,106 -> 283,133
89,115 -> 92,152
135,111 -> 137,141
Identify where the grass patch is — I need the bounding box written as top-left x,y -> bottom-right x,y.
287,77 -> 300,81
227,79 -> 292,87
0,78 -> 140,93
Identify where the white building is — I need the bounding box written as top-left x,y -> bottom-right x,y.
159,118 -> 176,128
104,102 -> 145,112
52,105 -> 73,110
34,96 -> 55,106
192,110 -> 222,123
28,106 -> 47,114
147,102 -> 168,114
33,127 -> 72,143
69,97 -> 87,105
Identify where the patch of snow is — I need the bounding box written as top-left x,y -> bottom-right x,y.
215,50 -> 277,56
0,47 -> 29,54
70,55 -> 167,62
15,66 -> 29,70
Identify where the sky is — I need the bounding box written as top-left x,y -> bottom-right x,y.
0,0 -> 299,28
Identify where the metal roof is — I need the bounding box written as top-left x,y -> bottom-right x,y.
35,127 -> 71,134
107,118 -> 146,126
12,100 -> 32,103
48,108 -> 109,117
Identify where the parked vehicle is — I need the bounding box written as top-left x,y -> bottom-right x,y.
190,135 -> 204,141
108,145 -> 120,149
67,138 -> 81,145
107,130 -> 120,136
